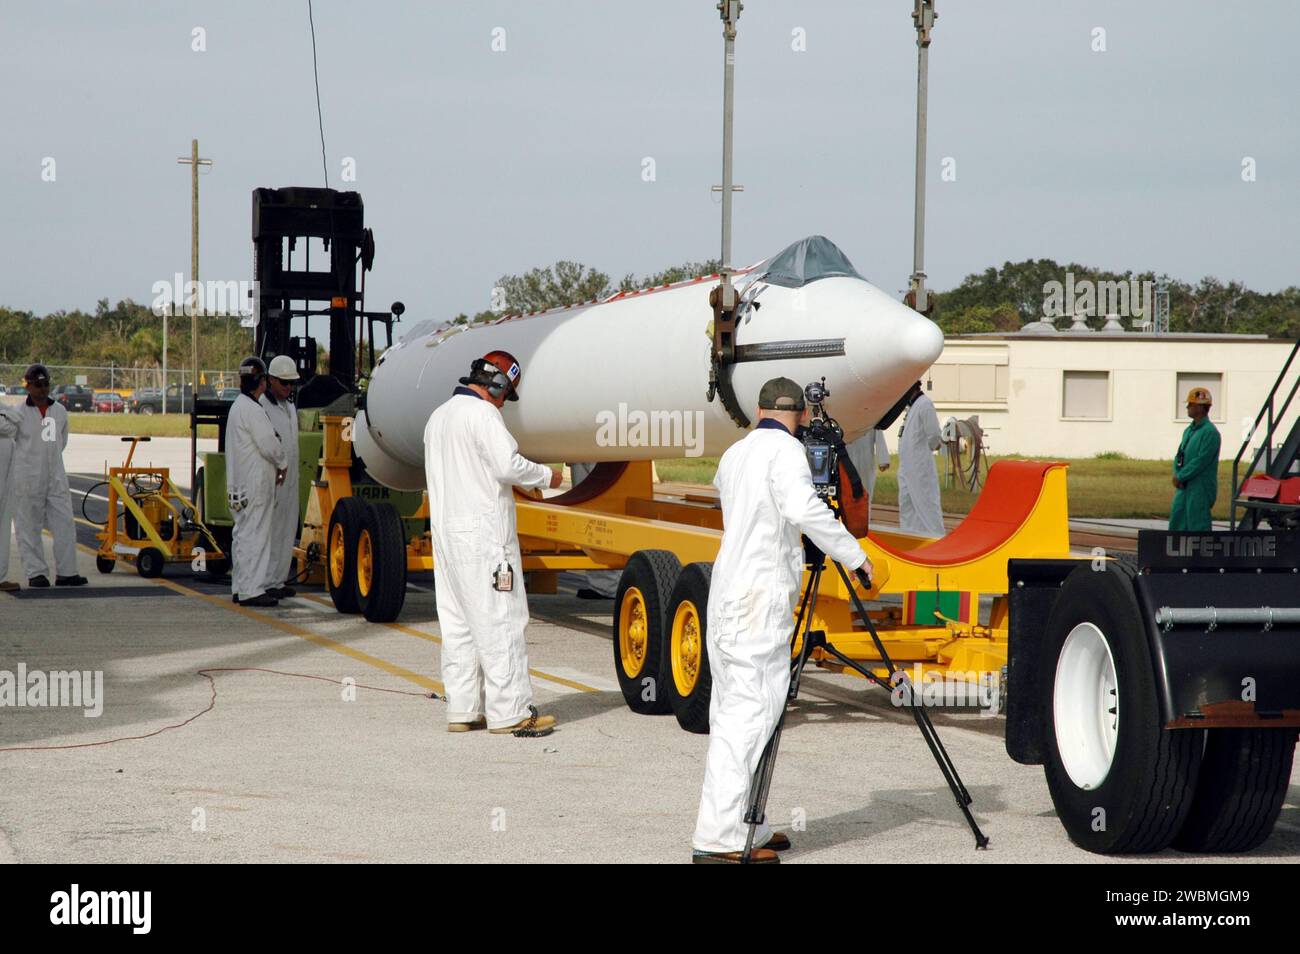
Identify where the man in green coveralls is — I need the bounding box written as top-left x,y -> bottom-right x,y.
1169,387 -> 1221,531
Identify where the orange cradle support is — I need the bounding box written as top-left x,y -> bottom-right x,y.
865,460 -> 1073,597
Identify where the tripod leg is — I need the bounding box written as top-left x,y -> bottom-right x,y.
829,563 -> 990,849
742,729 -> 783,861
821,642 -> 987,846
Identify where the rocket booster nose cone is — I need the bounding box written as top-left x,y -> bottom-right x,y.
899,309 -> 945,367
841,285 -> 944,385
830,286 -> 944,439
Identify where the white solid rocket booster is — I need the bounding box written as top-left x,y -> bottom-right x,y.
354,237 -> 944,490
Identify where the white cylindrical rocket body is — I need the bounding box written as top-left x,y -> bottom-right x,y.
355,237 -> 945,491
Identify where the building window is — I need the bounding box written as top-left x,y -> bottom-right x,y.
1175,372 -> 1224,422
1062,370 -> 1110,420
929,363 -> 1008,403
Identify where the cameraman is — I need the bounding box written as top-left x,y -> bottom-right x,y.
692,377 -> 872,864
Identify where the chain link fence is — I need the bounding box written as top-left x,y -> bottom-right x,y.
0,364 -> 238,397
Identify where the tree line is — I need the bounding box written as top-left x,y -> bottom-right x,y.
0,299 -> 250,390
3,257 -> 1296,389
929,259 -> 1300,339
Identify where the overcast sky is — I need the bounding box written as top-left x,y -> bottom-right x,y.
3,0 -> 1297,327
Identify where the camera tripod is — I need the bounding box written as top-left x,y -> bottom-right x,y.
741,539 -> 990,862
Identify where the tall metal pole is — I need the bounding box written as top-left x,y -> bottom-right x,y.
177,139 -> 212,493
706,0 -> 750,428
909,1 -> 936,314
718,0 -> 741,307
162,303 -> 169,413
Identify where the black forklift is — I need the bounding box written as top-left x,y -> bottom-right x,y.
194,187 -> 416,597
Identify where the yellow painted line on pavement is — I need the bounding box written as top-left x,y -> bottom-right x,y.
68,516 -> 594,695
62,525 -> 442,695
299,593 -> 601,694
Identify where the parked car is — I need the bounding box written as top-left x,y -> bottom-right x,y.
218,388 -> 239,401
94,391 -> 126,413
9,385 -> 26,397
51,384 -> 95,411
128,384 -> 216,415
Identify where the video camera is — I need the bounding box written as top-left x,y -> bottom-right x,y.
799,378 -> 846,498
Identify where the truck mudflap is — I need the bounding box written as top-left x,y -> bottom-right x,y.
1133,529 -> 1300,728
1005,558 -> 1081,765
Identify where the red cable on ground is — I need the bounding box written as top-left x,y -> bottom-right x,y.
0,668 -> 437,753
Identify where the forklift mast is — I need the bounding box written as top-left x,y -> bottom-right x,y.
252,186 -> 399,393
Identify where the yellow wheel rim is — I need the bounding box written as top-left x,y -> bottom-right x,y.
329,522 -> 347,588
357,528 -> 374,597
618,587 -> 649,678
671,600 -> 702,697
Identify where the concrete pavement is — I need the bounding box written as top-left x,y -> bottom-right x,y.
0,480 -> 1296,864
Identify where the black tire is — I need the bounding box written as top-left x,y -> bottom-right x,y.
664,562 -> 714,734
137,547 -> 165,579
1173,729 -> 1298,853
327,497 -> 367,614
1042,561 -> 1204,853
612,550 -> 681,714
95,555 -> 115,574
357,502 -> 408,623
140,405 -> 155,416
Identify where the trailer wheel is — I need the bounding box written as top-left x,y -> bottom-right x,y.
1042,561 -> 1203,853
357,502 -> 408,623
137,547 -> 165,579
613,550 -> 681,715
327,497 -> 367,614
1173,729 -> 1298,853
95,555 -> 115,574
665,562 -> 714,734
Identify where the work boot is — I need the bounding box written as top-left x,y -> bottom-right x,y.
28,575 -> 50,588
268,586 -> 297,599
764,832 -> 791,852
691,848 -> 781,865
488,706 -> 557,737
55,575 -> 88,587
447,717 -> 487,733
0,581 -> 19,592
239,593 -> 279,607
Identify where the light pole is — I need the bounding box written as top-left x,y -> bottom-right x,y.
707,0 -> 750,428
177,139 -> 212,492
909,1 -> 937,314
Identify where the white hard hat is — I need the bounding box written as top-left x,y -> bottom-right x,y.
268,355 -> 300,381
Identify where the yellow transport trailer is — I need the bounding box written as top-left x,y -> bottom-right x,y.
301,415 -> 1074,732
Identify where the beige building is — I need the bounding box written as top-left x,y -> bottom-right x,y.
926,328 -> 1297,461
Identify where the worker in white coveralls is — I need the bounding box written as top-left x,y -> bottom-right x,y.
259,355 -> 301,599
226,356 -> 287,607
693,377 -> 873,864
896,380 -> 945,537
10,364 -> 86,588
845,426 -> 890,514
0,398 -> 23,591
424,350 -> 563,737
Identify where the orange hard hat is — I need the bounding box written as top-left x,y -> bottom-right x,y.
1185,387 -> 1212,406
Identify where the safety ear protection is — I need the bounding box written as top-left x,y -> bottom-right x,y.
473,359 -> 512,399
